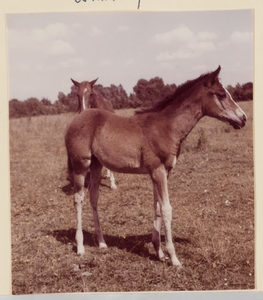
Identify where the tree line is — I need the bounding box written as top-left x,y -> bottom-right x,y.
9,77 -> 253,119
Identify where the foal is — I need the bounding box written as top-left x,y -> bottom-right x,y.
65,66 -> 246,267
71,78 -> 117,190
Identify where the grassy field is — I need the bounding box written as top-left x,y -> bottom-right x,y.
10,102 -> 254,294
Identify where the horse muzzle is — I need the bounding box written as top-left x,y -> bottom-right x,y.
232,113 -> 247,129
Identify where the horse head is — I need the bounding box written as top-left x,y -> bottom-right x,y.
202,66 -> 247,129
71,78 -> 98,112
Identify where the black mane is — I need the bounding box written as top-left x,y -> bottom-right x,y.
135,72 -> 210,114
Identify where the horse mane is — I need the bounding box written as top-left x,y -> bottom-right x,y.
135,72 -> 210,114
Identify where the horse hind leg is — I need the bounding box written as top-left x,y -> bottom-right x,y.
106,168 -> 117,190
89,157 -> 107,248
73,171 -> 88,255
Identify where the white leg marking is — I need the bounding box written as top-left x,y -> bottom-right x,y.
106,169 -> 117,189
106,169 -> 111,178
152,189 -> 165,261
152,166 -> 182,268
74,188 -> 85,255
109,171 -> 117,190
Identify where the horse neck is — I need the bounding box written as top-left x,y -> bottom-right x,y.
89,93 -> 100,109
160,93 -> 204,142
92,92 -> 114,112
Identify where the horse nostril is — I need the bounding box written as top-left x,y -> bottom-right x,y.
241,114 -> 247,127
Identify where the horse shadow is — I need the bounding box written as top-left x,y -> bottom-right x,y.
51,228 -> 190,262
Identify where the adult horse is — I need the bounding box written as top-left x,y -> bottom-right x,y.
65,66 -> 246,267
70,78 -> 117,190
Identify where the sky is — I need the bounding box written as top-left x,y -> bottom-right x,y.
7,10 -> 253,102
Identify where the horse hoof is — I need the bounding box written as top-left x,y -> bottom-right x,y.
177,263 -> 183,269
99,242 -> 107,248
111,184 -> 117,190
157,249 -> 165,262
173,261 -> 183,269
77,245 -> 85,255
171,256 -> 182,269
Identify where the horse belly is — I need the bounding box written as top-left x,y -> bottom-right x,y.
92,136 -> 147,174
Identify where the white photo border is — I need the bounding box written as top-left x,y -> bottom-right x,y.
0,0 -> 262,298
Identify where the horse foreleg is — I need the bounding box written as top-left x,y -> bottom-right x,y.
152,186 -> 165,261
89,158 -> 107,248
106,169 -> 117,190
151,165 -> 182,268
73,173 -> 86,255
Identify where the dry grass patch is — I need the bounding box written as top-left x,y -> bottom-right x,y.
10,102 -> 254,294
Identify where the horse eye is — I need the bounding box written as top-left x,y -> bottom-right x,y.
216,91 -> 227,100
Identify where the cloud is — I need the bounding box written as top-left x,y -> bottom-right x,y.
152,25 -> 217,45
90,26 -> 103,37
8,29 -> 29,48
48,40 -> 75,55
191,65 -> 210,72
187,41 -> 215,51
37,22 -> 69,40
16,62 -> 32,72
230,31 -> 253,44
57,57 -> 86,69
8,22 -> 76,60
156,49 -> 196,61
35,63 -> 45,71
156,41 -> 215,62
125,58 -> 134,66
9,22 -> 73,47
100,59 -> 112,66
217,41 -> 230,48
154,25 -> 217,62
159,62 -> 175,70
196,31 -> 217,41
14,57 -> 86,74
152,25 -> 194,44
72,23 -> 82,29
117,26 -> 129,32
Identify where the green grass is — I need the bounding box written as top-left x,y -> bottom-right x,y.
10,102 -> 254,294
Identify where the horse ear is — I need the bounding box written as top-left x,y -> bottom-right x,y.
90,77 -> 99,87
205,66 -> 221,87
71,78 -> 80,87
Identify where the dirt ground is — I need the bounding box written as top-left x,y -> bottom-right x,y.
9,102 -> 254,294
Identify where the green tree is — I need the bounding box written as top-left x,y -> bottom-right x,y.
9,99 -> 27,118
66,85 -> 80,112
94,84 -> 129,109
24,98 -> 47,116
41,98 -> 52,106
133,77 -> 176,107
128,93 -> 142,108
242,82 -> 253,100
